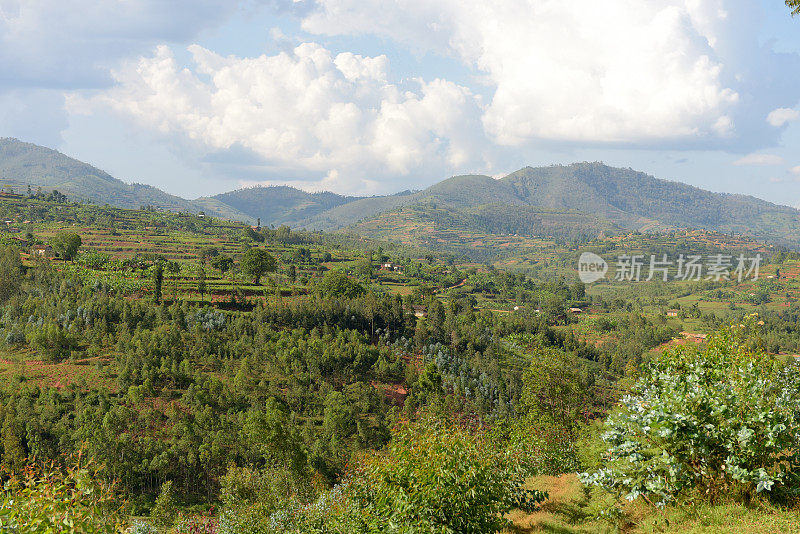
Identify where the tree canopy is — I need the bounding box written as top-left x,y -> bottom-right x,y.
241,247 -> 276,284
50,231 -> 82,261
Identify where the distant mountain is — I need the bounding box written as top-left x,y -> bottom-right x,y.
300,163 -> 800,248
2,138 -> 799,248
0,138 -> 194,211
197,186 -> 359,227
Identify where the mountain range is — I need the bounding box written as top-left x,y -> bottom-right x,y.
2,137 -> 800,248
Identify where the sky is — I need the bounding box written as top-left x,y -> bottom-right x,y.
1,1 -> 800,205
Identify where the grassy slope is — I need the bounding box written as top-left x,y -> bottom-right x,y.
508,475 -> 800,533
0,138 -> 195,211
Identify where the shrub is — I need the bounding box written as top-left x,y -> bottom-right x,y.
0,452 -> 125,533
150,480 -> 178,528
350,416 -> 546,533
581,321 -> 800,507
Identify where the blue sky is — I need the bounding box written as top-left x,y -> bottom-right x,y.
1,1 -> 799,205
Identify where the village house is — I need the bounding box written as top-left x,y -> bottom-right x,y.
31,244 -> 55,258
381,262 -> 402,272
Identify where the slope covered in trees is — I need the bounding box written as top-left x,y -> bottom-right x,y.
4,139 -> 800,250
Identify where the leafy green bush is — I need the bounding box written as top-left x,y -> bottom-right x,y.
316,270 -> 365,299
217,416 -> 543,533
582,321 -> 800,507
350,416 -> 546,533
0,453 -> 125,533
150,480 -> 178,528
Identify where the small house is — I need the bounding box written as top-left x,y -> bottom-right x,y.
569,307 -> 583,314
382,262 -> 402,272
31,244 -> 55,258
412,305 -> 427,318
666,309 -> 679,317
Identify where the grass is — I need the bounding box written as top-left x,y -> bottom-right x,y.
506,475 -> 800,534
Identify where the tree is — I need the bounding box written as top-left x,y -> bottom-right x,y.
198,267 -> 207,302
166,261 -> 180,301
211,254 -> 234,273
50,231 -> 82,261
199,246 -> 219,264
582,324 -> 800,507
317,270 -> 365,299
0,246 -> 22,303
352,417 -> 545,533
354,258 -> 373,281
150,480 -> 178,528
1,403 -> 25,474
152,262 -> 163,304
241,248 -> 276,285
520,345 -> 591,432
789,0 -> 800,16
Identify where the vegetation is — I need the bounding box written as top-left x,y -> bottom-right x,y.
0,194 -> 798,532
582,319 -> 800,507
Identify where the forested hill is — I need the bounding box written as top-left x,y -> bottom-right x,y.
196,185 -> 359,227
502,163 -> 800,235
3,138 -> 800,247
0,137 -> 194,211
305,164 -> 800,247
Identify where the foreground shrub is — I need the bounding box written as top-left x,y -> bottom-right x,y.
350,416 -> 546,533
219,416 -> 544,533
582,322 -> 800,507
0,452 -> 125,533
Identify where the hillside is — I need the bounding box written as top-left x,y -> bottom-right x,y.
3,138 -> 800,249
198,185 -> 359,226
502,163 -> 800,239
338,164 -> 800,248
0,137 -> 194,211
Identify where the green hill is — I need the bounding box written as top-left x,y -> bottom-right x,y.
3,138 -> 800,248
0,137 -> 195,211
199,185 -> 358,226
308,164 -> 800,248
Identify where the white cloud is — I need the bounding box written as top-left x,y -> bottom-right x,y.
302,0 -> 744,146
791,166 -> 800,176
767,108 -> 800,127
83,43 -> 489,193
0,0 -> 261,89
733,153 -> 785,166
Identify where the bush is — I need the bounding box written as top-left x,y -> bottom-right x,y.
217,416 -> 544,533
150,480 -> 178,528
350,416 -> 546,533
581,320 -> 800,507
0,452 -> 125,533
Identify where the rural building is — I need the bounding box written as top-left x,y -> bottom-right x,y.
381,262 -> 402,271
31,244 -> 55,258
569,307 -> 583,314
412,305 -> 427,318
666,309 -> 679,317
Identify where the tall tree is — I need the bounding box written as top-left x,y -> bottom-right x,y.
166,261 -> 180,301
0,247 -> 22,303
241,248 -> 276,285
50,232 -> 82,261
198,267 -> 207,302
789,0 -> 800,16
153,262 -> 164,304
